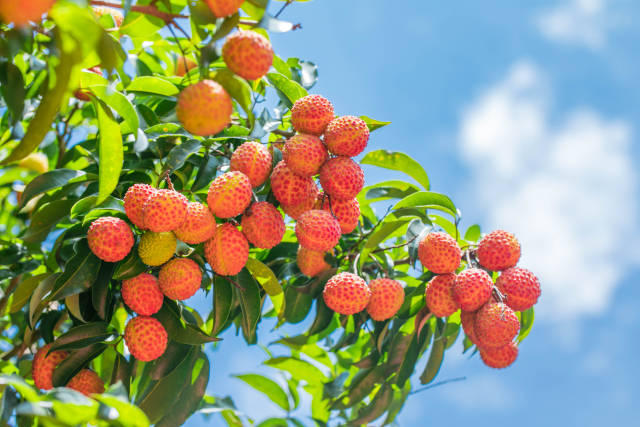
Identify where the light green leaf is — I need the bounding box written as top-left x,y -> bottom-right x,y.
245,258 -> 282,296
127,76 -> 179,96
234,374 -> 290,411
95,99 -> 123,204
361,150 -> 430,190
393,191 -> 457,217
360,115 -> 391,132
89,85 -> 139,133
263,357 -> 327,383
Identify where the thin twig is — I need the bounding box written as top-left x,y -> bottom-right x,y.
371,235 -> 418,254
409,377 -> 467,395
272,128 -> 295,138
274,0 -> 294,18
227,276 -> 245,291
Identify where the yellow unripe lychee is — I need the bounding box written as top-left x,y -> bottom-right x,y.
138,231 -> 177,266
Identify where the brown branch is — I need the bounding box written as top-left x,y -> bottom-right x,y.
272,128 -> 295,138
89,1 -> 188,22
371,235 -> 418,254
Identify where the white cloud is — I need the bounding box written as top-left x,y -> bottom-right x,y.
536,0 -> 613,49
458,60 -> 638,322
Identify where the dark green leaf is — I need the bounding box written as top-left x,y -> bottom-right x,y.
52,343 -> 108,387
153,302 -> 219,345
212,275 -> 233,336
266,73 -> 307,108
22,199 -> 74,244
18,169 -> 85,209
235,269 -> 262,344
49,322 -> 114,352
392,191 -> 457,218
420,337 -> 445,385
283,287 -> 312,324
164,139 -> 201,170
49,247 -> 102,301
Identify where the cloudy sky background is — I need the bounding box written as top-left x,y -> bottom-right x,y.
186,0 -> 640,425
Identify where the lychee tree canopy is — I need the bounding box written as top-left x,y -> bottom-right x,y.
0,1 -> 536,426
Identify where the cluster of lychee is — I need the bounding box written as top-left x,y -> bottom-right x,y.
421,230 -> 541,369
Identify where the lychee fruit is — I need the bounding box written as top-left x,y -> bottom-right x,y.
366,278 -> 404,321
452,268 -> 493,311
175,56 -> 197,77
281,183 -> 320,220
0,0 -> 55,26
66,369 -> 105,396
425,273 -> 458,317
297,247 -> 330,277
222,30 -> 274,81
417,232 -> 461,274
92,6 -> 124,28
479,342 -> 518,369
207,171 -> 253,218
282,133 -> 328,177
496,267 -> 541,311
324,115 -> 370,157
318,194 -> 360,234
87,217 -> 134,262
205,0 -> 245,17
158,258 -> 202,301
291,94 -> 334,136
124,316 -> 168,362
476,230 -> 521,271
203,223 -> 249,276
124,183 -> 158,229
474,302 -> 520,349
230,141 -> 273,187
32,344 -> 68,390
295,210 -> 341,252
121,273 -> 164,316
174,202 -> 217,244
138,231 -> 177,266
177,79 -> 232,136
241,202 -> 285,249
323,272 -> 371,315
142,189 -> 188,233
460,310 -> 479,345
270,161 -> 315,206
319,157 -> 364,201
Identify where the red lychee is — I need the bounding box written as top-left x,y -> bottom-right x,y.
32,344 -> 68,390
417,232 -> 461,274
282,133 -> 328,177
496,267 -> 541,311
230,141 -> 273,188
158,258 -> 202,301
477,230 -> 521,271
425,273 -> 459,317
295,210 -> 341,252
319,157 -> 365,201
318,194 -> 360,234
366,278 -> 404,321
297,247 -> 330,277
175,56 -> 197,77
87,217 -> 134,262
0,0 -> 55,26
291,95 -> 334,136
241,202 -> 285,249
124,316 -> 168,362
121,273 -> 164,316
479,341 -> 518,369
142,189 -> 188,233
205,0 -> 245,17
281,183 -> 320,220
452,268 -> 493,311
207,171 -> 253,218
474,302 -> 520,349
174,202 -> 217,244
270,161 -> 315,206
177,79 -> 232,136
323,272 -> 371,315
124,183 -> 158,229
203,223 -> 249,276
222,30 -> 274,80
324,115 -> 370,157
460,310 -> 479,345
66,369 -> 105,396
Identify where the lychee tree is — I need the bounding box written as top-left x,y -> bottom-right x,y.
0,1 -> 540,426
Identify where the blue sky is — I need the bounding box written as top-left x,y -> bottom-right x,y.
186,0 -> 640,425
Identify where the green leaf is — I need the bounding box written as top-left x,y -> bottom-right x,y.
192,155 -> 219,192
22,199 -> 75,244
165,139 -> 202,171
70,195 -> 124,219
49,322 -> 114,352
392,191 -> 457,218
52,343 -> 108,387
350,383 -> 393,425
95,98 -> 124,204
113,250 -> 148,281
420,336 -> 445,385
266,72 -> 307,108
464,224 -> 481,242
358,219 -> 411,269
307,298 -> 335,336
92,262 -> 115,320
235,269 -> 262,344
146,342 -> 191,381
9,274 -> 49,314
338,365 -> 386,409
517,307 -> 535,342
360,115 -> 391,132
214,69 -> 254,124
245,258 -> 282,296
89,84 -> 139,132
153,303 -> 219,345
18,169 -> 86,209
263,357 -> 327,383
93,392 -> 150,427
127,76 -> 179,96
211,276 -> 233,336
0,375 -> 40,402
361,150 -> 430,190
283,287 -> 313,324
0,62 -> 25,124
234,374 -> 290,411
49,248 -> 102,301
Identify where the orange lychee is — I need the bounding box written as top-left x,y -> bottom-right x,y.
241,202 -> 285,249
175,56 -> 197,77
417,232 -> 461,274
205,0 -> 245,18
474,302 -> 520,349
295,210 -> 341,252
87,217 -> 134,262
282,133 -> 328,177
477,230 -> 521,271
177,79 -> 232,136
323,272 -> 371,315
158,258 -> 202,301
281,183 -> 320,220
366,278 -> 404,321
324,115 -> 370,157
174,202 -> 217,244
66,370 -> 105,396
297,247 -> 330,277
32,344 -> 68,390
124,183 -> 158,229
121,273 -> 164,316
460,310 -> 479,345
425,273 -> 459,317
0,0 -> 56,26
230,141 -> 273,188
124,316 -> 168,362
270,161 -> 315,206
318,194 -> 360,234
496,267 -> 541,311
142,189 -> 188,233
203,223 -> 249,276
480,342 -> 518,369
452,268 -> 493,311
291,95 -> 334,136
319,157 -> 364,201
207,171 -> 253,218
222,30 -> 274,80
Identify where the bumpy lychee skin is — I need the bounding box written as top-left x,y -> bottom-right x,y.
177,80 -> 232,136
283,134 -> 328,177
66,370 -> 105,396
474,302 -> 520,349
460,310 -> 479,345
323,273 -> 371,315
318,194 -> 360,234
138,231 -> 177,266
452,268 -> 493,311
477,230 -> 521,271
92,6 -> 124,28
158,258 -> 202,300
319,157 -> 365,201
291,95 -> 334,136
324,116 -> 370,157
425,273 -> 459,317
174,202 -> 217,244
241,202 -> 285,249
204,223 -> 249,276
297,247 -> 330,277
480,342 -> 518,369
143,189 -> 188,233
87,217 -> 134,262
270,161 -> 315,206
295,210 -> 341,252
496,267 -> 541,311
282,184 -> 320,220
230,141 -> 273,188
124,316 -> 168,362
207,171 -> 253,218
32,344 -> 68,390
366,278 -> 404,321
175,56 -> 197,77
122,273 -> 164,316
417,232 -> 461,274
124,184 -> 158,229
205,0 -> 245,17
0,0 -> 56,26
222,30 -> 274,80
